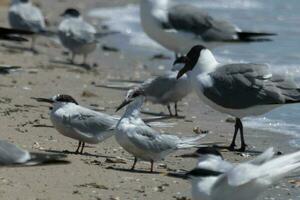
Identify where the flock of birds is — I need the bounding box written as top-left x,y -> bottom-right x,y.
0,0 -> 300,199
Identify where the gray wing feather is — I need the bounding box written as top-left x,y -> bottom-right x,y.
65,108 -> 117,140
129,125 -> 179,153
167,4 -> 237,41
203,64 -> 300,109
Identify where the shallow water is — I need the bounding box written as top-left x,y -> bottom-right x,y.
89,0 -> 300,146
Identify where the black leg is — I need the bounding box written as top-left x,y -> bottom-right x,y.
237,119 -> 247,152
167,104 -> 173,116
80,142 -> 85,154
174,102 -> 178,117
131,157 -> 137,171
75,141 -> 82,154
150,160 -> 154,172
229,118 -> 239,151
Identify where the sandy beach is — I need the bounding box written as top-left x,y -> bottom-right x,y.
0,0 -> 299,199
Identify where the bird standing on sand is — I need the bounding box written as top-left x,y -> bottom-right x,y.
115,93 -> 206,172
33,94 -> 116,154
8,0 -> 46,52
181,147 -> 300,200
58,8 -> 97,66
124,70 -> 192,116
175,45 -> 300,151
140,0 -> 276,56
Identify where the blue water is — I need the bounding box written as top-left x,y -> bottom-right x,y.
89,0 -> 300,146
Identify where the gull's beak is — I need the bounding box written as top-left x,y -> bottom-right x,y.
180,152 -> 199,158
173,56 -> 190,80
31,97 -> 54,104
116,99 -> 132,112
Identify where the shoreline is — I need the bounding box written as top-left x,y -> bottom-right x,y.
0,0 -> 299,200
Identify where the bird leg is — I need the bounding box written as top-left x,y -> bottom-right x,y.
237,119 -> 247,152
75,141 -> 82,154
82,54 -> 89,67
150,160 -> 154,172
131,157 -> 137,171
174,102 -> 178,117
71,53 -> 76,64
229,118 -> 239,151
30,36 -> 38,54
167,104 -> 173,116
80,142 -> 85,154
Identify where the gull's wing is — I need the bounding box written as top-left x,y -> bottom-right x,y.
8,3 -> 45,33
58,18 -> 97,44
166,4 -> 238,41
0,140 -> 30,165
248,147 -> 275,165
62,106 -> 117,141
200,63 -> 300,109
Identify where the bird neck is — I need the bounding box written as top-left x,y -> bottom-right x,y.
121,97 -> 145,119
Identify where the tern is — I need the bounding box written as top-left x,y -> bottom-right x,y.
180,147 -> 300,200
33,94 -> 116,154
0,139 -> 68,166
140,0 -> 276,56
58,8 -> 97,66
115,93 -> 206,172
8,0 -> 46,52
175,45 -> 300,152
124,70 -> 192,116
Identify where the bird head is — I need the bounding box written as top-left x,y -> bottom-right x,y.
32,94 -> 79,106
116,88 -> 145,112
60,8 -> 81,18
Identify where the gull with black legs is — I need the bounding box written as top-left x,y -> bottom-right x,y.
115,91 -> 206,172
175,45 -> 300,151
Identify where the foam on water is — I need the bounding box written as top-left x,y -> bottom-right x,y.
88,0 -> 300,145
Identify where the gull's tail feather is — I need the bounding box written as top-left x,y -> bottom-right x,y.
176,134 -> 207,149
25,153 -> 69,166
237,31 -> 277,42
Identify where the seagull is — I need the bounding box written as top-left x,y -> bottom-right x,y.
175,45 -> 300,152
58,8 -> 97,66
33,94 -> 171,154
181,147 -> 300,200
0,139 -> 68,166
8,0 -> 46,52
32,94 -> 116,154
140,0 -> 276,56
124,70 -> 192,116
115,93 -> 207,172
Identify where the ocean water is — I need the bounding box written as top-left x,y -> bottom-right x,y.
89,0 -> 300,146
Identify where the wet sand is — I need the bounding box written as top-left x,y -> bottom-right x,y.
0,0 -> 299,199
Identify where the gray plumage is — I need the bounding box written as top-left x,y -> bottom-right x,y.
167,4 -> 238,42
202,64 -> 300,109
0,140 -> 67,166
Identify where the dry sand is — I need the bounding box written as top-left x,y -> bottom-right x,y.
0,0 -> 299,199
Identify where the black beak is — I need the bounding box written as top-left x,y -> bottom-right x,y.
173,56 -> 188,66
116,99 -> 132,112
165,172 -> 188,180
176,65 -> 190,80
180,152 -> 199,158
173,56 -> 190,80
31,97 -> 54,104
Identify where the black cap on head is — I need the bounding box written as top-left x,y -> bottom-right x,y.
195,147 -> 223,159
54,94 -> 79,105
175,45 -> 207,79
20,0 -> 29,3
185,168 -> 223,178
61,8 -> 81,17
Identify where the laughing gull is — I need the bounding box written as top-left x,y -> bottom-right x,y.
58,8 -> 97,66
0,139 -> 68,166
175,45 -> 300,151
33,94 -> 116,154
123,70 -> 192,116
115,93 -> 206,172
181,147 -> 300,200
140,0 -> 276,56
8,0 -> 46,52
